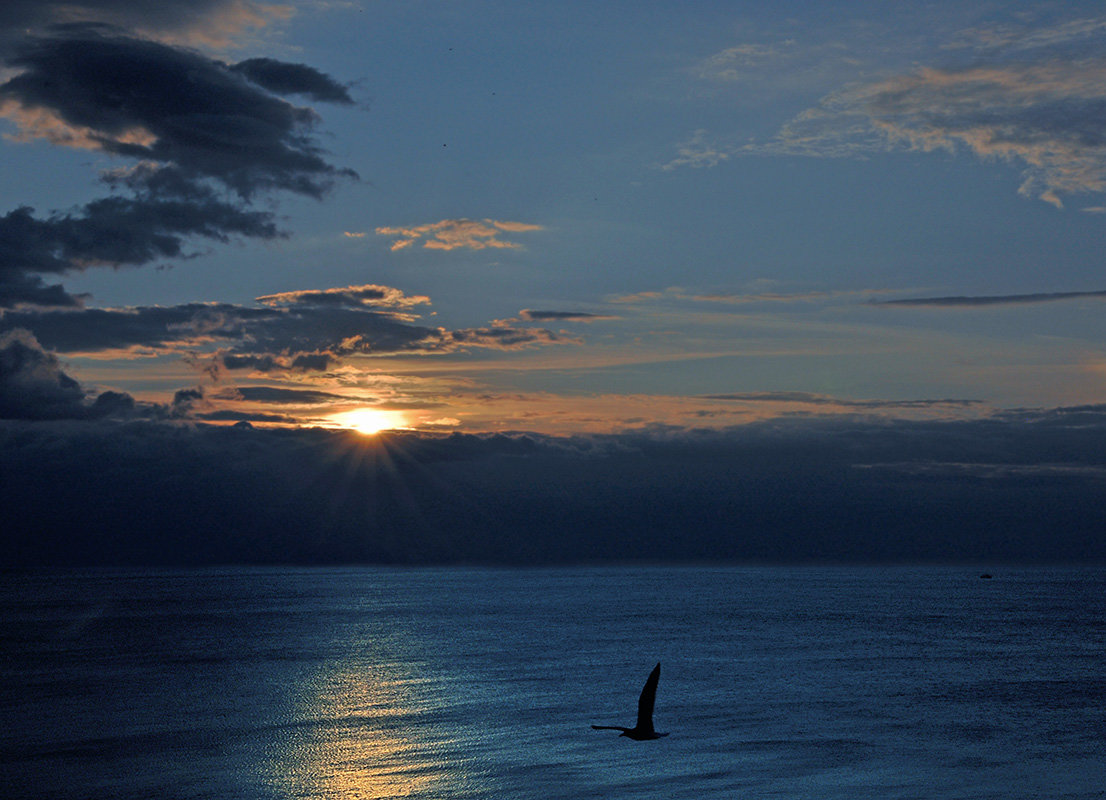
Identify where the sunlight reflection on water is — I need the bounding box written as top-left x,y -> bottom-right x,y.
269,652 -> 497,799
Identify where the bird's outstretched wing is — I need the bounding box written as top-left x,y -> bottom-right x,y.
635,662 -> 661,734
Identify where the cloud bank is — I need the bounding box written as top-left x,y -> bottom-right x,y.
5,412 -> 1106,566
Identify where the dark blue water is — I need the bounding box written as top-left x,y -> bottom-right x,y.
2,567 -> 1103,799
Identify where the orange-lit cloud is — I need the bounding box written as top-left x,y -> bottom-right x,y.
256,284 -> 431,310
375,218 -> 543,251
0,100 -> 157,150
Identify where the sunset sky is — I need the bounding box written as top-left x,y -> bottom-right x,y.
4,1 -> 1106,564
5,0 -> 1106,433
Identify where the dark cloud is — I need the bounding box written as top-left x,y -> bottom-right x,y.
1,303 -> 279,353
214,386 -> 352,405
197,408 -> 297,423
4,413 -> 1106,566
169,386 -> 204,418
1,28 -> 355,198
220,354 -> 277,372
518,309 -> 618,322
0,270 -> 82,310
229,58 -> 354,104
0,328 -> 139,419
0,199 -> 280,308
877,290 -> 1106,307
440,326 -> 569,350
288,352 -> 332,371
2,298 -> 435,364
0,1 -> 276,42
0,20 -> 355,308
4,286 -> 568,374
0,328 -> 84,419
87,389 -> 136,418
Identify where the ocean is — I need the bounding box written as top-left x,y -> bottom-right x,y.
1,566 -> 1103,799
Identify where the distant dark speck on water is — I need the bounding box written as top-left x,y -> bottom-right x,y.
980,573 -> 993,579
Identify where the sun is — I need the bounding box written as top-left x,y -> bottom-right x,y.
328,408 -> 409,435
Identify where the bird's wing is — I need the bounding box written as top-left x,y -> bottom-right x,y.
635,662 -> 661,732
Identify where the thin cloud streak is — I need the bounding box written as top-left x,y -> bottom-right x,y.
879,289 -> 1106,307
610,286 -> 894,306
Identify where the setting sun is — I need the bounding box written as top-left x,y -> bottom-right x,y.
328,408 -> 409,435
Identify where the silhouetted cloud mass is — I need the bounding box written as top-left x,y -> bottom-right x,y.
0,328 -> 141,419
4,413 -> 1106,566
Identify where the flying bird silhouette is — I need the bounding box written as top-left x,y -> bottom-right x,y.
592,662 -> 669,740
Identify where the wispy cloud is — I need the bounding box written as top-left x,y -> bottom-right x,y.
942,17 -> 1106,54
662,129 -> 730,171
693,43 -> 793,83
375,219 -> 543,251
674,16 -> 1106,206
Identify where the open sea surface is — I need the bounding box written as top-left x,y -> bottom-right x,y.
1,566 -> 1103,799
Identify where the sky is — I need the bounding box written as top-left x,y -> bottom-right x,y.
4,1 -> 1106,564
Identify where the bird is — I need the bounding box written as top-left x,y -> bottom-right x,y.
592,662 -> 669,740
